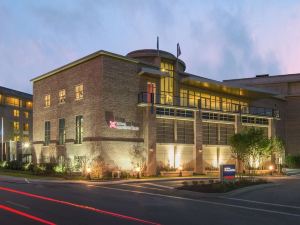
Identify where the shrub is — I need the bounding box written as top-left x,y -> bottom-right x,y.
6,160 -> 23,170
192,181 -> 198,185
182,181 -> 188,186
23,163 -> 34,172
285,155 -> 300,168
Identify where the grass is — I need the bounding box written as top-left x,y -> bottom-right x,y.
178,178 -> 269,193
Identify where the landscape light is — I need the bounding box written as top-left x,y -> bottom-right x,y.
269,165 -> 274,171
135,167 -> 141,172
24,142 -> 30,148
86,168 -> 91,173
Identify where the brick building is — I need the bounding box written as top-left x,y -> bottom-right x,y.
0,86 -> 33,162
31,49 -> 281,175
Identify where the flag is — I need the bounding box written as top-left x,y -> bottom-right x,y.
157,36 -> 159,55
177,43 -> 181,58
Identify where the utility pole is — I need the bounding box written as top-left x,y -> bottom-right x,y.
1,117 -> 3,161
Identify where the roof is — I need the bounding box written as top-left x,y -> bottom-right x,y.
224,73 -> 300,84
0,86 -> 32,99
180,73 -> 282,99
31,50 -> 140,82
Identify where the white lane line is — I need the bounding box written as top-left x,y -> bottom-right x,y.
219,197 -> 300,210
96,186 -> 300,218
5,201 -> 30,210
143,183 -> 175,190
121,184 -> 166,191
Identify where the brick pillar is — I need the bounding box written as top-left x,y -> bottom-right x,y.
144,106 -> 157,176
235,114 -> 244,173
194,110 -> 204,174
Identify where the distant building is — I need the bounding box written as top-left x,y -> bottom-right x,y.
0,86 -> 33,162
225,74 -> 300,156
31,49 -> 281,175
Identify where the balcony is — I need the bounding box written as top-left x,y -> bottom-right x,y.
138,92 -> 197,109
138,92 -> 280,118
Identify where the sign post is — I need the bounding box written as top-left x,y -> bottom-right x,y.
220,164 -> 236,183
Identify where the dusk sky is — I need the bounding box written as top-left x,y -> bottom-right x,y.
1,0 -> 300,94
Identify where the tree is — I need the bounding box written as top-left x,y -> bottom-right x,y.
229,132 -> 249,173
230,128 -> 284,173
130,144 -> 146,177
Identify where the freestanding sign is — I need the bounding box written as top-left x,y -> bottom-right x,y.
220,164 -> 236,182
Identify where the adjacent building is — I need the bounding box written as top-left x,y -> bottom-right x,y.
225,74 -> 300,156
0,86 -> 33,162
31,49 -> 281,175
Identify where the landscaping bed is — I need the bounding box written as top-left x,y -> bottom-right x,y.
178,178 -> 269,193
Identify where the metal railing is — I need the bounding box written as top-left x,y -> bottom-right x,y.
138,92 -> 280,118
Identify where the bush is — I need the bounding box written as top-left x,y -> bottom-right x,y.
6,161 -> 23,170
182,181 -> 188,186
192,181 -> 198,185
285,155 -> 300,168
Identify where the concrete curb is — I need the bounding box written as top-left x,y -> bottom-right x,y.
223,183 -> 280,197
0,174 -> 218,185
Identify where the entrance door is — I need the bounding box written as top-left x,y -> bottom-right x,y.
147,82 -> 156,103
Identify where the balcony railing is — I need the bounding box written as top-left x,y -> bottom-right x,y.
138,92 -> 280,118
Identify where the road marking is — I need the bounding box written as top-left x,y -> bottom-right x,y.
96,186 -> 300,218
5,201 -> 30,210
0,186 -> 161,225
122,184 -> 166,191
24,178 -> 30,184
143,182 -> 175,189
219,197 -> 300,210
0,204 -> 56,225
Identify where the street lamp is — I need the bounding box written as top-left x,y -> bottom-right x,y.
269,165 -> 274,175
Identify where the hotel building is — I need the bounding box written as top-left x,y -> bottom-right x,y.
0,86 -> 33,162
31,49 -> 282,175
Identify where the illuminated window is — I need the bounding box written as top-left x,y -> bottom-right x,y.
23,136 -> 29,142
44,94 -> 51,107
58,118 -> 65,145
160,62 -> 174,105
24,111 -> 29,119
44,121 -> 50,146
5,96 -> 20,107
13,109 -> 19,117
59,89 -> 66,104
75,84 -> 83,100
23,123 -> 29,131
75,115 -> 83,144
180,89 -> 188,106
13,122 -> 19,132
26,101 -> 32,109
14,135 -> 20,141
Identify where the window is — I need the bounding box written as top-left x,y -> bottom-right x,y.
147,82 -> 156,103
13,109 -> 19,117
14,135 -> 20,141
180,89 -> 188,107
24,112 -> 29,119
5,96 -> 20,107
44,94 -> 50,107
26,101 -> 32,109
44,121 -> 50,146
58,118 -> 66,145
59,89 -> 66,104
156,107 -> 175,116
13,121 -> 19,132
156,119 -> 174,143
219,124 -> 235,145
75,115 -> 83,144
160,62 -> 174,105
23,123 -> 29,131
177,120 -> 194,144
75,84 -> 83,100
202,123 -> 218,145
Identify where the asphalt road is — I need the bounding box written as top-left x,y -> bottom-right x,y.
0,176 -> 300,225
